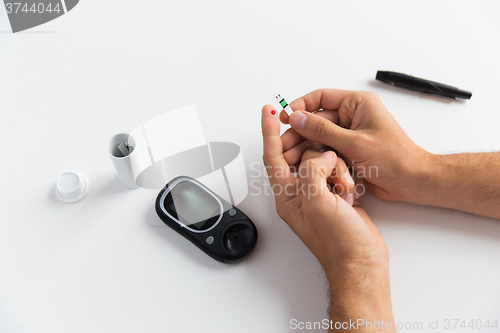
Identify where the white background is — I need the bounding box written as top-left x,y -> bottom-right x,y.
1,1 -> 500,332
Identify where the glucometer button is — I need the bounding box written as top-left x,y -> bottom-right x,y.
228,209 -> 237,217
205,236 -> 214,245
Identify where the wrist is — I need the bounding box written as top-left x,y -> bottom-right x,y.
397,149 -> 439,205
327,261 -> 396,332
327,259 -> 390,308
403,152 -> 500,217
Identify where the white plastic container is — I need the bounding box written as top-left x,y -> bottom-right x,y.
55,172 -> 89,203
108,133 -> 139,189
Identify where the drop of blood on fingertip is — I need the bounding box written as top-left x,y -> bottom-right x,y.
271,110 -> 276,115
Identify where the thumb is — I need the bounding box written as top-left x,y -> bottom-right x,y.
289,111 -> 355,152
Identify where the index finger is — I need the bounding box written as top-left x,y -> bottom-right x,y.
289,89 -> 353,112
281,109 -> 340,151
261,104 -> 294,190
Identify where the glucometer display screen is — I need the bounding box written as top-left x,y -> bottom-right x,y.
164,181 -> 220,230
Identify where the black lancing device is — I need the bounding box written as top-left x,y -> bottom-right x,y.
155,176 -> 258,263
376,71 -> 472,99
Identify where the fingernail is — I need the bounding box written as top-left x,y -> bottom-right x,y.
343,171 -> 355,184
289,112 -> 307,130
345,194 -> 354,205
322,151 -> 335,158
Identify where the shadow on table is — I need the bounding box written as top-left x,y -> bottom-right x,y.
363,193 -> 500,243
92,176 -> 131,198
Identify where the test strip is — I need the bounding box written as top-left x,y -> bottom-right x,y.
269,85 -> 294,116
117,142 -> 130,157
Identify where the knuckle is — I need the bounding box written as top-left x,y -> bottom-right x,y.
350,90 -> 379,104
312,88 -> 323,99
366,91 -> 381,103
350,91 -> 365,103
312,118 -> 331,140
302,159 -> 328,176
301,148 -> 316,161
357,90 -> 380,104
344,91 -> 364,111
363,90 -> 379,99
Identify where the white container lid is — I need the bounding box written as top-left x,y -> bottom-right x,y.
55,172 -> 88,203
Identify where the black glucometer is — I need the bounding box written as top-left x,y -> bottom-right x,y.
155,176 -> 258,263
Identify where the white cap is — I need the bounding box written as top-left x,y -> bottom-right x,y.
55,172 -> 89,203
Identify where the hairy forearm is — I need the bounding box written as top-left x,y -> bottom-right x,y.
327,263 -> 396,332
409,152 -> 500,219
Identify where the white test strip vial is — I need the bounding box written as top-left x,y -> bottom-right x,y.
108,133 -> 139,189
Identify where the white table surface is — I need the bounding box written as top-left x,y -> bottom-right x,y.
1,1 -> 500,332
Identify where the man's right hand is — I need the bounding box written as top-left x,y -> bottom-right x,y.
280,89 -> 432,205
